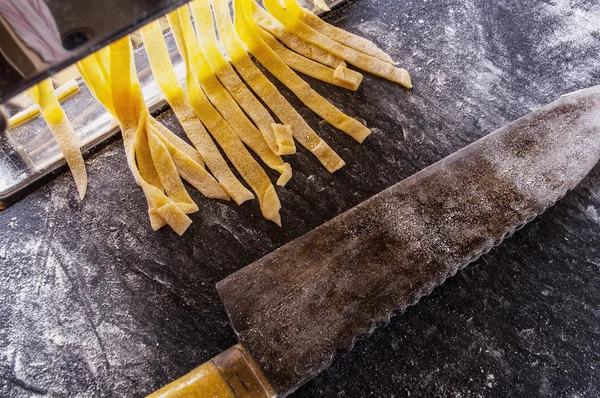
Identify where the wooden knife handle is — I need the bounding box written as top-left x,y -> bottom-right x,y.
147,344 -> 276,398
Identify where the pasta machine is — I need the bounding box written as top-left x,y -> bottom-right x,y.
0,0 -> 345,209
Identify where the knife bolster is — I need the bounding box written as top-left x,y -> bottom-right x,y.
147,344 -> 276,398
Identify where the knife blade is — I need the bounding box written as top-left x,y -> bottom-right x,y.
148,86 -> 600,398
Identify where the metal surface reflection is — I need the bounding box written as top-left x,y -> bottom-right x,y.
0,0 -> 190,102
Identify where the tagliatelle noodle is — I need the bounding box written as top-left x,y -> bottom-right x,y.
251,2 -> 344,69
174,5 -> 292,187
211,0 -> 345,172
28,79 -> 88,200
284,0 -> 397,65
248,1 -> 363,91
168,8 -> 282,225
234,0 -> 371,143
78,38 -> 198,235
140,20 -> 253,204
190,0 -> 295,157
148,117 -> 229,200
263,0 -> 412,87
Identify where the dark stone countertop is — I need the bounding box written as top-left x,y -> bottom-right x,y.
1,0 -> 600,397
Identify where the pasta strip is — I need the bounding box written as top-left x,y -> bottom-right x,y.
174,6 -> 292,186
254,21 -> 363,91
146,124 -> 199,213
263,0 -> 411,87
110,36 -> 227,204
284,0 -> 397,65
247,1 -> 362,91
251,2 -> 344,69
168,9 -> 282,225
28,79 -> 88,200
190,0 -> 294,157
94,47 -> 112,86
154,123 -> 204,168
271,124 -> 295,156
140,21 -> 252,204
79,38 -> 197,234
76,56 -> 115,116
234,0 -> 371,143
136,115 -> 193,234
211,0 -> 345,172
135,115 -> 164,192
149,118 -> 229,200
80,55 -> 163,230
111,38 -> 200,225
10,80 -> 79,128
114,42 -> 226,205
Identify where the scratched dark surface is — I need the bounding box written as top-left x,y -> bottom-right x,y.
1,0 -> 600,397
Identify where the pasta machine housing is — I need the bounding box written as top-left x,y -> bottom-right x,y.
0,0 -> 191,104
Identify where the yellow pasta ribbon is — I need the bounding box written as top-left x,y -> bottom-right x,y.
110,37 -> 199,233
168,8 -> 282,225
251,2 -> 344,69
10,80 -> 79,128
248,1 -> 362,91
28,79 -> 88,200
284,0 -> 398,65
174,5 -> 292,187
190,0 -> 295,157
212,0 -> 345,172
149,118 -> 229,200
78,37 -> 230,234
140,20 -> 252,204
234,0 -> 371,143
263,0 -> 411,87
76,56 -> 115,116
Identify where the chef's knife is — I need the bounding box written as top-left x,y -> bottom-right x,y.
148,85 -> 600,398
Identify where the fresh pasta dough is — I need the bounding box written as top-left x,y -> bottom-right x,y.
190,0 -> 295,157
38,0 -> 413,233
168,7 -> 283,225
140,20 -> 253,205
78,37 -> 229,235
28,79 -> 88,200
210,0 -> 345,172
233,0 -> 371,143
284,0 -> 398,65
172,6 -> 292,187
263,0 -> 412,87
252,3 -> 345,69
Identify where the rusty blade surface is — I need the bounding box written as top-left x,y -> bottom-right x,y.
217,86 -> 600,397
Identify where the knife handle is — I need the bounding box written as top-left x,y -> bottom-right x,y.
147,344 -> 276,398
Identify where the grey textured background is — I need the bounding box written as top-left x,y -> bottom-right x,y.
1,0 -> 600,397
